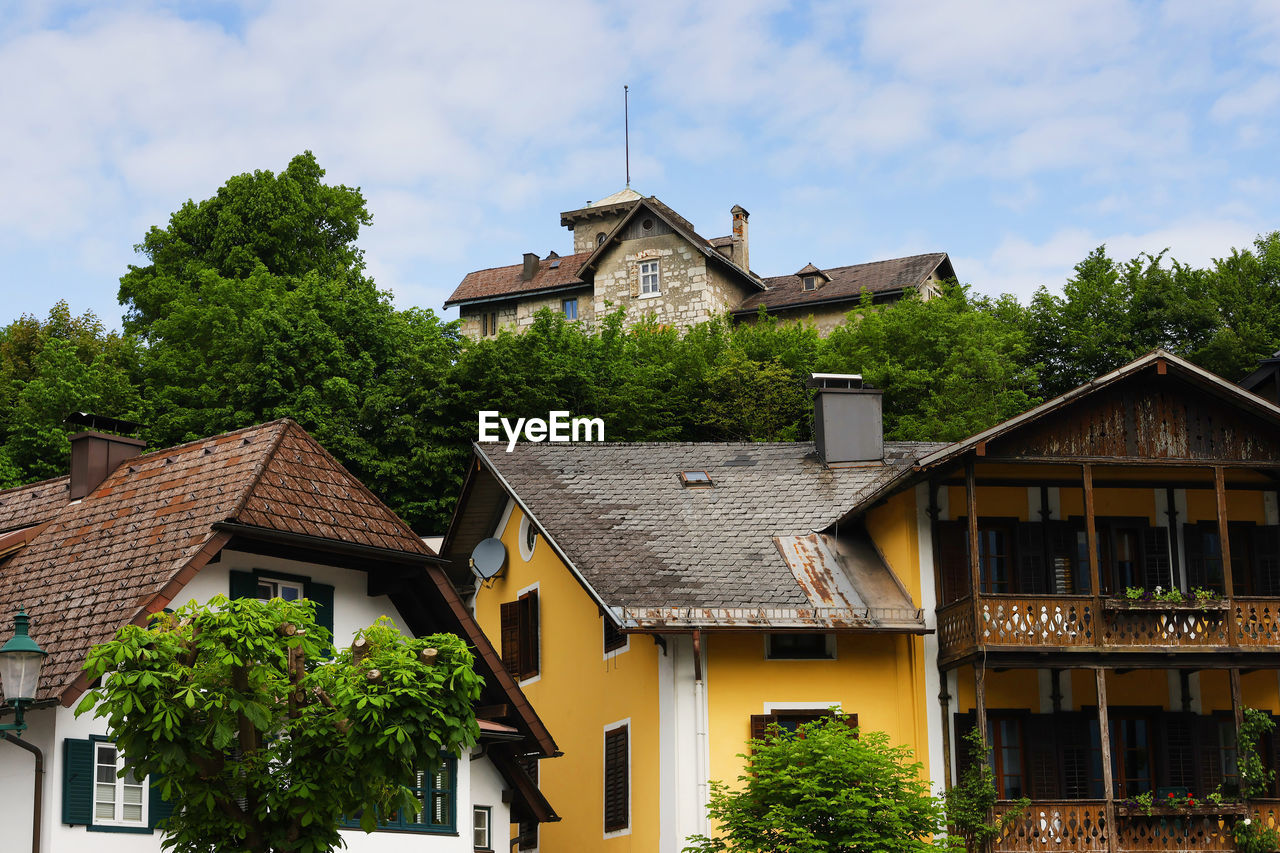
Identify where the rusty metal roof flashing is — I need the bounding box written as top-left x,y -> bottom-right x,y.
620,605 -> 925,632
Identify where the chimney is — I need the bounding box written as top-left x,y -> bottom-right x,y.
521,252 -> 540,281
731,205 -> 749,272
66,413 -> 146,499
808,373 -> 883,464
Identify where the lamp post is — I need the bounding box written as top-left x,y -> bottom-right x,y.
1,608 -> 47,853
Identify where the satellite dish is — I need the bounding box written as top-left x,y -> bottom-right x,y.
470,538 -> 507,581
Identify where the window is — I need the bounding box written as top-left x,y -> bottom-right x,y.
562,298 -> 578,320
604,616 -> 627,654
481,311 -> 499,337
604,723 -> 629,834
639,260 -> 660,296
343,759 -> 456,833
978,522 -> 1014,594
94,742 -> 147,827
802,275 -> 817,291
501,589 -> 539,680
986,716 -> 1025,799
474,806 -> 492,850
518,513 -> 539,561
750,710 -> 857,743
765,633 -> 835,660
255,578 -> 303,602
678,470 -> 713,487
596,231 -> 606,247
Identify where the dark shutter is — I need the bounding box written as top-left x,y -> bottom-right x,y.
500,602 -> 520,677
1026,714 -> 1060,798
954,711 -> 978,780
1159,713 -> 1197,792
519,591 -> 539,680
229,570 -> 257,600
1196,715 -> 1224,795
1057,713 -> 1092,799
1015,523 -> 1048,594
1253,526 -> 1280,596
749,714 -> 772,747
937,521 -> 970,604
1184,524 -> 1212,591
304,581 -> 335,644
1142,527 -> 1172,591
149,771 -> 175,829
1048,521 -> 1086,594
62,738 -> 94,825
604,726 -> 629,832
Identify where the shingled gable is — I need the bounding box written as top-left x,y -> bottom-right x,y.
444,441 -> 939,631
830,349 -> 1280,529
576,196 -> 765,291
0,419 -> 558,763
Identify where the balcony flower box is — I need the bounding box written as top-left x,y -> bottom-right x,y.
1103,598 -> 1228,613
1115,803 -> 1246,818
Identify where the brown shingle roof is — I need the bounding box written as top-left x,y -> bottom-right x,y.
445,252 -> 592,307
0,419 -> 430,703
736,252 -> 951,314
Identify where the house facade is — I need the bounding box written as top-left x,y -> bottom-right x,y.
443,352 -> 1280,852
0,419 -> 557,853
444,188 -> 954,339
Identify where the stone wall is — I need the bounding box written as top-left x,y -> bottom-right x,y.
572,213 -> 630,254
458,287 -> 595,339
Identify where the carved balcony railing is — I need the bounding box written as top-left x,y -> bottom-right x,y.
938,595 -> 1280,661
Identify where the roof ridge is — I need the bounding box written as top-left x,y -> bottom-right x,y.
0,472 -> 70,499
460,250 -> 592,277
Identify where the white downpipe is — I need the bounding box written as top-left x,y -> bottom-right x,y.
693,632 -> 711,837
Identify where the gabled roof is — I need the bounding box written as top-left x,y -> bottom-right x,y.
445,251 -> 593,307
449,441 -> 941,628
736,252 -> 952,314
0,421 -> 558,763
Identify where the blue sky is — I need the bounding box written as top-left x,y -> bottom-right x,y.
3,0 -> 1280,330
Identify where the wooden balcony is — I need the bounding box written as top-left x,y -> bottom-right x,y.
938,596 -> 1280,664
992,799 -> 1280,852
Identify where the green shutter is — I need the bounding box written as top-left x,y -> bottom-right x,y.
62,738 -> 94,825
229,570 -> 257,600
149,771 -> 174,829
305,581 -> 335,644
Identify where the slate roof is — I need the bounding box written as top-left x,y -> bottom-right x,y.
0,419 -> 430,703
477,441 -> 945,609
445,251 -> 593,306
736,252 -> 951,313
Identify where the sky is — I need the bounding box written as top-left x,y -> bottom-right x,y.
3,0 -> 1280,330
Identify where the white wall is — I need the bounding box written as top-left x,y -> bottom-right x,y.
17,548 -> 505,853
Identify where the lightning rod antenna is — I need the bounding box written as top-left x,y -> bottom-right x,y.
624,84 -> 630,188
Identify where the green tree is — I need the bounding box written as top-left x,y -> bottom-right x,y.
941,727 -> 1027,853
77,596 -> 480,853
820,285 -> 1040,442
683,715 -> 947,853
0,301 -> 142,486
115,152 -> 462,531
702,349 -> 808,441
1194,232 -> 1280,380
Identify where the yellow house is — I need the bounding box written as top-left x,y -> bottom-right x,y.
441,351 -> 1280,853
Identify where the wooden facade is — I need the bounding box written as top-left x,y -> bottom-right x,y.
929,357 -> 1280,853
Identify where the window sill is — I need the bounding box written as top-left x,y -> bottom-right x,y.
637,291 -> 661,299
340,826 -> 459,836
87,824 -> 153,834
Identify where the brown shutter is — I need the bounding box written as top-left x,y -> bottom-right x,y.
954,711 -> 978,779
1058,712 -> 1092,799
500,601 -> 520,677
519,590 -> 539,680
1196,715 -> 1224,795
1048,521 -> 1086,594
1016,522 -> 1047,594
1026,714 -> 1060,798
1160,712 -> 1197,792
1184,524 -> 1211,591
1253,526 -> 1280,596
604,726 -> 629,833
937,521 -> 970,604
1143,527 -> 1172,591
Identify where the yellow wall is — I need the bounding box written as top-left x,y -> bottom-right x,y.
474,504 -> 662,852
865,489 -> 923,604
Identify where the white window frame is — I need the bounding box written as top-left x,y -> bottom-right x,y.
256,577 -> 305,602
602,718 -> 632,839
518,513 -> 539,562
93,741 -> 149,828
473,805 -> 492,849
639,261 -> 661,297
764,633 -> 837,660
802,275 -> 817,291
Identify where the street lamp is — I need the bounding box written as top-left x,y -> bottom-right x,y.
0,608 -> 46,735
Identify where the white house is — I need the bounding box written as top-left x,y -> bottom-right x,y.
0,418 -> 558,852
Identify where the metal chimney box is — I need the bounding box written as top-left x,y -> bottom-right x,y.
69,430 -> 146,499
809,373 -> 883,464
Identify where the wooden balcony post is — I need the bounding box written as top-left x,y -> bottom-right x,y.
939,671 -> 953,790
1083,464 -> 1103,640
1095,667 -> 1119,853
1230,667 -> 1245,751
1215,466 -> 1238,647
975,661 -> 988,753
966,460 -> 982,634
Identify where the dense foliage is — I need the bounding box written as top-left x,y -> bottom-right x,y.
2,152 -> 1279,531
682,715 -> 947,853
942,727 -> 1028,852
77,597 -> 480,853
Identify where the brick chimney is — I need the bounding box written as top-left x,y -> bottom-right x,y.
731,205 -> 749,272
521,252 -> 540,282
66,414 -> 146,499
808,373 -> 883,465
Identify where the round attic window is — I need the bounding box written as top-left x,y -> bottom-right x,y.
641,218 -> 654,231
596,232 -> 606,247
519,513 -> 538,561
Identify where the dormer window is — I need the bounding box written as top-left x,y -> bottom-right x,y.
803,276 -> 818,291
